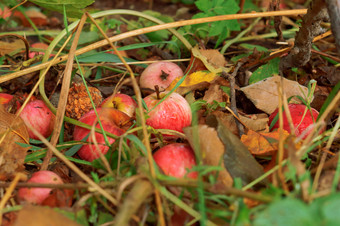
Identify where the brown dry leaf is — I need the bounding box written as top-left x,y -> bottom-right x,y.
0,109 -> 29,180
203,82 -> 224,104
214,116 -> 269,187
166,71 -> 217,95
241,130 -> 291,155
183,125 -> 234,188
239,113 -> 269,132
210,111 -> 239,136
14,205 -> 80,226
240,75 -> 310,114
191,46 -> 229,74
0,39 -> 25,56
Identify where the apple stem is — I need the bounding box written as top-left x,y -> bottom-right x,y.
155,85 -> 160,99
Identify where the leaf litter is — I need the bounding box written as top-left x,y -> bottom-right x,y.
0,0 -> 339,225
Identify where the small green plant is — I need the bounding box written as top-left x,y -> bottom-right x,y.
192,0 -> 241,47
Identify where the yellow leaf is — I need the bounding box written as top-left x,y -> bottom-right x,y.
166,71 -> 217,95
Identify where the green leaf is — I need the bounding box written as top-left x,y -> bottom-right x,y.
254,198 -> 316,226
29,0 -> 94,18
195,0 -> 213,12
249,57 -> 280,84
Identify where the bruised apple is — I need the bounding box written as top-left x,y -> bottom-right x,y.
143,91 -> 192,134
139,62 -> 184,91
19,100 -> 55,140
153,143 -> 198,179
100,93 -> 137,117
18,171 -> 64,205
73,108 -> 132,161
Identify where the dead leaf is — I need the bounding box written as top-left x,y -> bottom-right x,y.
239,113 -> 269,132
206,115 -> 268,187
0,109 -> 29,180
0,39 -> 25,56
240,75 -> 311,114
183,125 -> 234,188
241,130 -> 290,155
191,46 -> 229,74
14,205 -> 80,226
203,82 -> 224,104
13,10 -> 48,27
210,111 -> 239,136
166,70 -> 217,95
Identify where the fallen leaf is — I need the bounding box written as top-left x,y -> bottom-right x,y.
0,39 -> 26,56
241,130 -> 291,155
183,125 -> 233,188
191,46 -> 229,74
166,70 -> 217,95
240,75 -> 311,114
203,82 -> 224,104
14,205 -> 80,226
239,113 -> 269,132
206,115 -> 268,187
0,109 -> 29,180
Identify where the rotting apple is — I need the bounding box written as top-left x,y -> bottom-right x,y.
19,99 -> 55,140
153,143 -> 198,179
18,170 -> 64,205
100,93 -> 137,117
73,108 -> 133,162
144,91 -> 192,134
268,103 -> 321,139
139,62 -> 184,91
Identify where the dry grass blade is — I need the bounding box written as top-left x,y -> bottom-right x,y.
42,14 -> 88,170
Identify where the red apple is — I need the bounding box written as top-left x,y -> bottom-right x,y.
268,103 -> 321,139
153,143 -> 198,179
139,62 -> 184,91
29,42 -> 50,59
100,93 -> 137,117
73,108 -> 132,161
18,171 -> 64,205
19,100 -> 55,140
144,91 -> 192,134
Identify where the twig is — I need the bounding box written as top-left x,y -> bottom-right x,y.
326,0 -> 340,56
222,62 -> 244,136
280,0 -> 328,70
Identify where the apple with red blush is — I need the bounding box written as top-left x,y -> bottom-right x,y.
18,170 -> 64,205
139,62 -> 184,91
268,103 -> 322,139
100,93 -> 137,117
73,108 -> 133,162
19,99 -> 55,140
143,91 -> 192,134
153,143 -> 198,179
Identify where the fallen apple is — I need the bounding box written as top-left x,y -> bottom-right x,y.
268,103 -> 321,139
144,91 -> 192,134
139,62 -> 184,91
18,171 -> 64,205
100,93 -> 137,117
19,99 -> 55,140
73,108 -> 132,161
153,143 -> 198,179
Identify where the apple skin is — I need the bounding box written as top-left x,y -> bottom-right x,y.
29,42 -> 49,58
100,93 -> 137,117
139,62 -> 184,91
144,92 -> 192,134
18,171 -> 64,205
153,143 -> 198,179
268,103 -> 321,139
73,108 -> 132,162
19,100 -> 55,140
